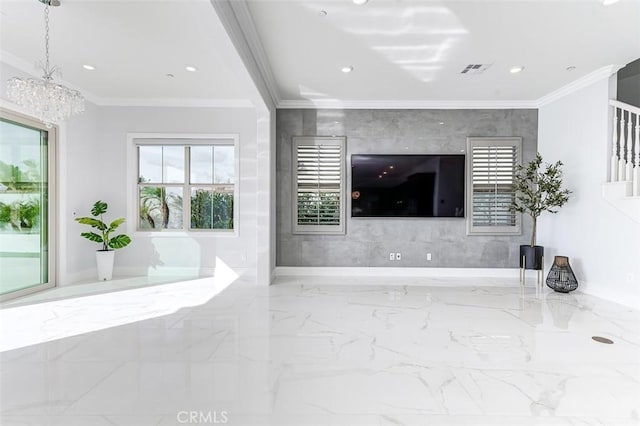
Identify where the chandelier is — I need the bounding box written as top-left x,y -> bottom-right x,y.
6,0 -> 84,128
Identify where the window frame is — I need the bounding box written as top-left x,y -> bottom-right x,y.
292,136 -> 346,235
127,133 -> 239,237
0,108 -> 57,301
466,136 -> 522,236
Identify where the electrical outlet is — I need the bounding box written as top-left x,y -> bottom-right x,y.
395,252 -> 402,261
389,252 -> 395,261
427,253 -> 432,261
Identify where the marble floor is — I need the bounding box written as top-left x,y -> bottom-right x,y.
1,276 -> 639,425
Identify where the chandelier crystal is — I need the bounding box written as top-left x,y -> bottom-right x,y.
6,1 -> 84,128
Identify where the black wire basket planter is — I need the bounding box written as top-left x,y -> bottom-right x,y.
546,256 -> 578,293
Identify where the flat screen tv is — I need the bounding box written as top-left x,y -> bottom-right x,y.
351,154 -> 465,218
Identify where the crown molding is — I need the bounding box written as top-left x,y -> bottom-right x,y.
277,64 -> 623,110
0,50 -> 41,78
1,53 -> 255,109
210,0 -> 279,109
228,2 -> 281,107
277,99 -> 539,109
1,49 -> 103,105
535,64 -> 622,107
97,98 -> 255,108
2,45 -> 622,111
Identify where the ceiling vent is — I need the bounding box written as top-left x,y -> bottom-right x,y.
461,64 -> 492,75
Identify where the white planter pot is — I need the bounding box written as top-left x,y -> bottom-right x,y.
96,250 -> 115,281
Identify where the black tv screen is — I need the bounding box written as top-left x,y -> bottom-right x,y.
351,154 -> 465,218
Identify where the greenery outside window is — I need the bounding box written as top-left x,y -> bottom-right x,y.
293,136 -> 346,235
132,135 -> 237,233
466,137 -> 522,236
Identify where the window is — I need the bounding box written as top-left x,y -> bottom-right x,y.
292,136 -> 345,234
0,109 -> 56,300
131,135 -> 237,233
467,137 -> 522,235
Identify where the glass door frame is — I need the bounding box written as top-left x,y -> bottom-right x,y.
0,108 -> 57,301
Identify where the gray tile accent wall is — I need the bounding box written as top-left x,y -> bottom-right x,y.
277,109 -> 538,268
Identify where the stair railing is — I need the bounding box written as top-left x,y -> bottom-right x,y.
610,100 -> 640,196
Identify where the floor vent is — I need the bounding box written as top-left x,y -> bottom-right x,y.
592,336 -> 614,344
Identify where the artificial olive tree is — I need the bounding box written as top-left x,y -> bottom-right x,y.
510,153 -> 572,247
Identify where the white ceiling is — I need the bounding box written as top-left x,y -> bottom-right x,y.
247,0 -> 640,105
0,0 -> 258,105
0,0 -> 638,108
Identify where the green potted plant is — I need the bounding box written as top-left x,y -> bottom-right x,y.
510,153 -> 572,271
75,200 -> 131,281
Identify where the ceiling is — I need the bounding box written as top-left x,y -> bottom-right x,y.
0,0 -> 639,108
0,0 -> 258,105
247,0 -> 640,105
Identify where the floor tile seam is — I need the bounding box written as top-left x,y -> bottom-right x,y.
268,364 -> 639,377
58,360 -> 129,415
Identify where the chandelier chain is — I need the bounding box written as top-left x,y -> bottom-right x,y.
44,4 -> 50,79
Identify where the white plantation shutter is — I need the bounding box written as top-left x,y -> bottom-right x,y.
293,136 -> 346,234
472,146 -> 517,226
467,137 -> 522,235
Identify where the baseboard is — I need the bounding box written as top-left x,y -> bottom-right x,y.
138,266 -> 216,278
577,280 -> 640,310
60,269 -> 97,286
274,266 -> 522,278
61,266 -> 256,286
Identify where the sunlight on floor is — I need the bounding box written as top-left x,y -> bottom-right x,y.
0,257 -> 239,352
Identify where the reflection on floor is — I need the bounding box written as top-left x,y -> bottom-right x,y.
1,277 -> 639,425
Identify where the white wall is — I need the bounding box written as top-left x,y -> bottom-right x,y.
58,100 -> 102,284
2,61 -> 262,284
255,108 -> 276,285
71,106 -> 260,282
538,75 -> 640,309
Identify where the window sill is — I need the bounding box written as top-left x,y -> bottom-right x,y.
132,230 -> 238,238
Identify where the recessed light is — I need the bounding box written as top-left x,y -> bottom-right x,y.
378,175 -> 383,178
166,73 -> 175,78
510,66 -> 524,74
185,66 -> 198,72
438,121 -> 445,125
319,10 -> 327,16
383,171 -> 388,175
341,66 -> 354,73
82,64 -> 95,71
353,0 -> 368,4
602,0 -> 620,5
566,66 -> 576,71
389,165 -> 394,169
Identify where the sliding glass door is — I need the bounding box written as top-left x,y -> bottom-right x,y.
0,110 -> 55,300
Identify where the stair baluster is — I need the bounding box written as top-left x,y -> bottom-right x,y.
634,113 -> 640,196
618,112 -> 627,182
606,100 -> 640,223
611,107 -> 619,182
626,111 -> 634,181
